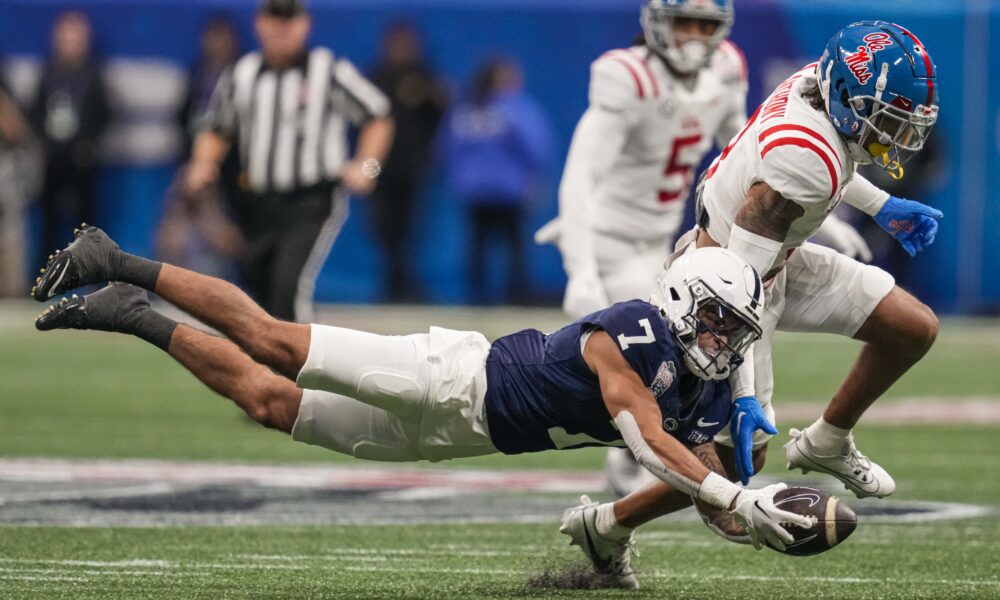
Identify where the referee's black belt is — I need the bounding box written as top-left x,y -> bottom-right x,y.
250,180 -> 339,201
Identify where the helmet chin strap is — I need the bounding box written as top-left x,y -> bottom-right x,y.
878,149 -> 905,180
867,62 -> 904,179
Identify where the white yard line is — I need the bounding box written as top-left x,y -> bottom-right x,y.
2,556 -> 996,588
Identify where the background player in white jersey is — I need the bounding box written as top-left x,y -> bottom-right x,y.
538,0 -> 870,495
558,21 -> 943,584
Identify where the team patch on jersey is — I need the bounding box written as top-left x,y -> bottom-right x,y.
688,431 -> 711,445
650,360 -> 677,399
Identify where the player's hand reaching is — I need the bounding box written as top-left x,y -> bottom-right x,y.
728,483 -> 814,551
730,396 -> 777,485
563,267 -> 610,318
873,196 -> 943,257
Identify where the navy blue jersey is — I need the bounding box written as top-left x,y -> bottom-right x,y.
483,300 -> 732,454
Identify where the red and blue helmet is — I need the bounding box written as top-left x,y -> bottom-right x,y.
816,21 -> 938,176
641,0 -> 734,74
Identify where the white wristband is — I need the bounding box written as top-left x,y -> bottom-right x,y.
843,175 -> 890,216
697,471 -> 742,510
728,225 -> 784,277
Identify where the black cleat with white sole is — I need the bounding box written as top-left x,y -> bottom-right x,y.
36,283 -> 150,334
32,224 -> 122,301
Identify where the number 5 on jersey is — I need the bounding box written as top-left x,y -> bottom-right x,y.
618,318 -> 656,350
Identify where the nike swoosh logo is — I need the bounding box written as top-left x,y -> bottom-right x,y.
46,258 -> 72,298
735,412 -> 745,436
696,418 -> 720,427
785,533 -> 818,549
582,512 -> 612,571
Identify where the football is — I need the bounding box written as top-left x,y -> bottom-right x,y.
767,486 -> 857,556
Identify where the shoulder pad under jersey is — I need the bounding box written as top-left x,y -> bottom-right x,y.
590,49 -> 655,112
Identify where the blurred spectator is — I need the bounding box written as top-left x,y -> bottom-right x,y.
157,16 -> 243,279
156,166 -> 244,280
440,57 -> 554,305
0,75 -> 41,297
31,11 -> 110,264
368,22 -> 447,303
187,0 -> 393,322
178,17 -> 241,156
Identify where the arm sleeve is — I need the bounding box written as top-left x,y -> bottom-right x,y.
712,42 -> 749,150
557,106 -> 630,274
842,173 -> 890,216
331,58 -> 391,126
202,66 -> 237,138
615,410 -> 741,508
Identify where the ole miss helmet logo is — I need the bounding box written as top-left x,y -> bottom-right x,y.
844,32 -> 895,85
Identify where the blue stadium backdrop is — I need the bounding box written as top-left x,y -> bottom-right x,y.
1,0 -> 996,313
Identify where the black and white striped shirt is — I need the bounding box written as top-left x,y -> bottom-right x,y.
204,47 -> 390,194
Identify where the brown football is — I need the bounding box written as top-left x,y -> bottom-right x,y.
766,486 -> 857,556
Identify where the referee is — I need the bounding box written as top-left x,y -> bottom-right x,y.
186,0 -> 394,322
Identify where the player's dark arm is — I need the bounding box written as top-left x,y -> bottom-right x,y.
583,331 -> 741,510
729,182 -> 805,277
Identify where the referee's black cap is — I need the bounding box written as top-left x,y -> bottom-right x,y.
258,0 -> 308,18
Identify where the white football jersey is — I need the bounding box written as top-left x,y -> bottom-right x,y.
584,42 -> 747,242
700,63 -> 860,272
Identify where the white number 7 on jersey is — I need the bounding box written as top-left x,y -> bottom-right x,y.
617,318 -> 655,350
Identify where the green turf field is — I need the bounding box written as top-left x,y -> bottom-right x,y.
1,302 -> 998,598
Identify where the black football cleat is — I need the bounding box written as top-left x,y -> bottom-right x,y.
36,283 -> 149,333
32,224 -> 122,301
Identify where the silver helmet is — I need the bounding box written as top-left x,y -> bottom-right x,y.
641,0 -> 734,74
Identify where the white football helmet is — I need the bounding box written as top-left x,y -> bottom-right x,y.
641,0 -> 734,74
652,247 -> 762,380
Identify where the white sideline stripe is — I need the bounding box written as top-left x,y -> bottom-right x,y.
776,397 -> 1000,424
0,458 -> 605,491
644,572 -> 1000,587
0,558 -> 173,568
0,574 -> 88,582
3,558 -> 997,588
333,565 -> 1000,586
0,483 -> 176,505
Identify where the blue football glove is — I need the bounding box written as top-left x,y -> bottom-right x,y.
873,196 -> 943,257
730,396 -> 778,485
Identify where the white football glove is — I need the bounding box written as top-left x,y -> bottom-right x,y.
811,215 -> 874,262
727,483 -> 814,551
563,267 -> 610,318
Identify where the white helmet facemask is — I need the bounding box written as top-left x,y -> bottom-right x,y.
653,247 -> 762,381
641,0 -> 734,74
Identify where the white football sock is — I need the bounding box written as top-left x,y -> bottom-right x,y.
595,502 -> 633,541
804,417 -> 852,455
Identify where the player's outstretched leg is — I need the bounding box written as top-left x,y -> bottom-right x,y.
785,286 -> 938,499
36,283 -> 302,432
33,225 -> 309,381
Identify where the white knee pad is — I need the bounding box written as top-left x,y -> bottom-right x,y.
297,324 -> 431,420
355,369 -> 428,421
291,389 -> 424,462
